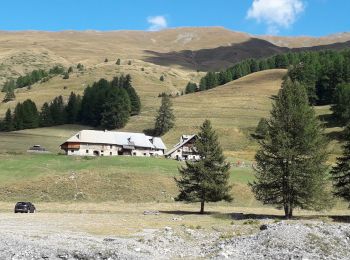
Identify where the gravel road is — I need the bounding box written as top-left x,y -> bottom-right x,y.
1,213 -> 350,259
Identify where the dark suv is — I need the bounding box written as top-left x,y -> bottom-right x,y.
14,202 -> 36,213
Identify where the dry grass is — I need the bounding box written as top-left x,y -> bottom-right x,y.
0,202 -> 349,236
0,69 -> 284,158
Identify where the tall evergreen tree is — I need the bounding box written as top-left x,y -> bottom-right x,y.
154,95 -> 175,136
13,103 -> 24,130
21,99 -> 39,129
331,83 -> 350,125
3,108 -> 13,131
65,92 -> 81,123
250,78 -> 331,218
331,125 -> 350,203
39,102 -> 53,127
100,88 -> 131,129
50,96 -> 66,125
175,120 -> 232,214
1,80 -> 15,93
120,74 -> 141,115
2,88 -> 16,103
185,82 -> 198,94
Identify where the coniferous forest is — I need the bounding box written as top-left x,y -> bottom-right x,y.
189,49 -> 350,107
0,74 -> 141,131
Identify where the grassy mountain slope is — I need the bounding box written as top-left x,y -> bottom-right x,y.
0,69 -> 286,158
125,69 -> 287,159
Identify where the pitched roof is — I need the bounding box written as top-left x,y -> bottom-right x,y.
164,134 -> 197,156
62,130 -> 166,150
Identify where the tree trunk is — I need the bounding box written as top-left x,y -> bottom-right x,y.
200,200 -> 205,214
288,206 -> 293,219
284,204 -> 289,219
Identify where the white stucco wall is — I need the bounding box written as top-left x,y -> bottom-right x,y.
66,143 -> 164,157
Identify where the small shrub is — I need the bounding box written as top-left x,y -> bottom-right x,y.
243,219 -> 260,225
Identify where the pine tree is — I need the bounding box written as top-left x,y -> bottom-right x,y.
331,83 -> 350,125
65,92 -> 81,123
21,99 -> 39,129
77,63 -> 84,70
331,125 -> 350,203
116,59 -> 121,65
1,80 -> 16,93
185,82 -> 197,94
39,102 -> 53,127
100,88 -> 131,129
50,96 -> 66,125
254,118 -> 269,139
3,88 -> 16,103
13,103 -> 24,130
175,120 -> 232,214
250,78 -> 331,218
3,108 -> 13,131
63,72 -> 69,79
160,75 -> 165,82
154,95 -> 175,136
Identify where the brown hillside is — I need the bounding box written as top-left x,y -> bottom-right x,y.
0,27 -> 350,83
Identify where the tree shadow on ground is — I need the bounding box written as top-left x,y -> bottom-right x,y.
143,128 -> 155,136
213,212 -> 350,223
159,210 -> 217,216
160,210 -> 350,223
318,113 -> 342,128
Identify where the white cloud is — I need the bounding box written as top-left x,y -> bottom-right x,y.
247,0 -> 305,34
147,16 -> 168,31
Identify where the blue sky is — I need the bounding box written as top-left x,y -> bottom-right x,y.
0,0 -> 348,36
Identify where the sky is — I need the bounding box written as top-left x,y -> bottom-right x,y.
0,0 -> 349,36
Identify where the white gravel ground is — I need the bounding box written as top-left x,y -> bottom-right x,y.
1,215 -> 350,259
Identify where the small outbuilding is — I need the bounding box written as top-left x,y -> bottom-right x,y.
165,135 -> 200,161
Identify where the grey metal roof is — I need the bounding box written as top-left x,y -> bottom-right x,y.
164,134 -> 197,156
63,130 -> 166,150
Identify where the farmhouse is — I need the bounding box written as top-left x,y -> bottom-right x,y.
60,130 -> 166,157
165,135 -> 200,160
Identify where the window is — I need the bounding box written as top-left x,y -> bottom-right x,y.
101,150 -> 104,153
110,152 -> 112,156
133,152 -> 136,156
143,153 -> 147,156
71,150 -> 74,153
86,150 -> 89,154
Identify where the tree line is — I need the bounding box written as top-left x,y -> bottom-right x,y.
0,74 -> 141,131
185,49 -> 350,106
1,64 -> 86,103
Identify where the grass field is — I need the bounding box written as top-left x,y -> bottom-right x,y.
0,153 -> 256,205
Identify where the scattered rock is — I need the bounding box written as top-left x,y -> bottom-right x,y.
143,210 -> 160,215
259,224 -> 268,231
164,226 -> 172,232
